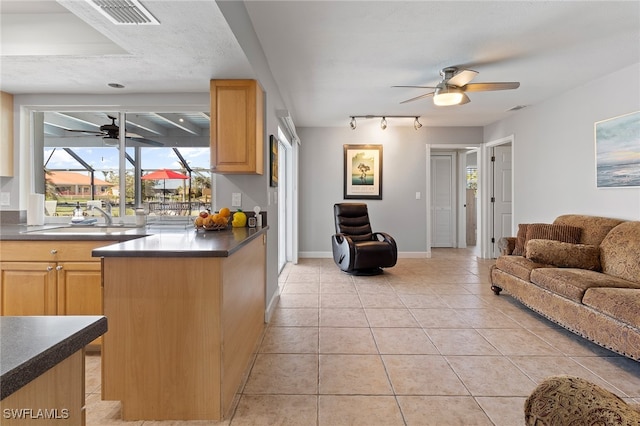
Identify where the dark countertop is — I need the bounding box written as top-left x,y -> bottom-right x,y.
0,223 -> 148,241
93,226 -> 268,257
0,316 -> 108,400
1,223 -> 269,258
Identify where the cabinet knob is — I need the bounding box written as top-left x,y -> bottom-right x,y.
47,266 -> 54,271
56,265 -> 63,271
50,249 -> 58,254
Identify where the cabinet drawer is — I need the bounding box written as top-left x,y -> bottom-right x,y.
0,241 -> 117,262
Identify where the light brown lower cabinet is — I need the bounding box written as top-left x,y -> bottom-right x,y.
0,349 -> 85,426
0,241 -> 114,347
102,235 -> 266,421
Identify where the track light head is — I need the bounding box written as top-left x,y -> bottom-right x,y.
414,117 -> 422,130
380,117 -> 387,130
350,116 -> 356,130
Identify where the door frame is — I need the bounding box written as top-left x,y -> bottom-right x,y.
480,135 -> 514,258
426,143 -> 483,257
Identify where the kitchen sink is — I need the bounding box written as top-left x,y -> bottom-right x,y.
23,225 -> 140,235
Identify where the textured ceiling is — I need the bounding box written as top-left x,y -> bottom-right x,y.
1,1 -> 639,128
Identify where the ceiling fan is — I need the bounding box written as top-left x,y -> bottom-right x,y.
394,67 -> 520,106
64,115 -> 163,146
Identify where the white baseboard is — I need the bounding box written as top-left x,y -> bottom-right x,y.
264,286 -> 281,323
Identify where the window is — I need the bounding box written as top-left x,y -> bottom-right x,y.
39,111 -> 211,218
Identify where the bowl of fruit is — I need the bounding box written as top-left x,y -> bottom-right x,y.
194,207 -> 231,231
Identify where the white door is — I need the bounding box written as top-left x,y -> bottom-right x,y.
431,154 -> 455,247
491,145 -> 512,257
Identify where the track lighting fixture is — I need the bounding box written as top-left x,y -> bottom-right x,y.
348,115 -> 423,130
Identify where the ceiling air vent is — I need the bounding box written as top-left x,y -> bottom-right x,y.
87,0 -> 159,25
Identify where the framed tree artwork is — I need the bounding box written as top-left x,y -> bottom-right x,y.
343,144 -> 382,199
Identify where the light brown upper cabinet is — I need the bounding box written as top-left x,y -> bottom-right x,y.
210,79 -> 264,174
1,91 -> 14,177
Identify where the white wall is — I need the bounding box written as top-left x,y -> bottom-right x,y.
485,63 -> 640,227
297,123 -> 483,257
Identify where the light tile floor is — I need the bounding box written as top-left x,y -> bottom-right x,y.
85,248 -> 640,425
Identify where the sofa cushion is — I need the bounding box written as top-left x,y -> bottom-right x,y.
599,221 -> 640,285
512,224 -> 529,256
553,214 -> 625,245
495,255 -> 554,281
583,288 -> 640,330
512,223 -> 582,256
530,268 -> 640,303
525,240 -> 601,271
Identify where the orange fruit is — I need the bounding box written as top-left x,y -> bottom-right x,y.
194,216 -> 204,227
219,207 -> 231,218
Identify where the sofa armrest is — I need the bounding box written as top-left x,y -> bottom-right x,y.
498,237 -> 516,255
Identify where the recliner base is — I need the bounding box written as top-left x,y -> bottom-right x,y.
341,267 -> 384,276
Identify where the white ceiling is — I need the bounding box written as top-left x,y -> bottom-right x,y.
1,1 -> 639,128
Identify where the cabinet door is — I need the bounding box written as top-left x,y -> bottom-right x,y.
57,262 -> 103,347
56,262 -> 102,316
210,79 -> 264,174
0,262 -> 57,315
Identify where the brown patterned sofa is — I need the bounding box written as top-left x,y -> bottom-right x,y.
490,215 -> 640,361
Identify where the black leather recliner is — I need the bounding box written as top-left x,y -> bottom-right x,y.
331,203 -> 397,275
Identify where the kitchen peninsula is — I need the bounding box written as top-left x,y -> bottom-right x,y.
93,226 -> 268,421
0,315 -> 107,426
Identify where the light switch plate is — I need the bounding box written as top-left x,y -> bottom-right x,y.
232,193 -> 242,207
0,192 -> 9,206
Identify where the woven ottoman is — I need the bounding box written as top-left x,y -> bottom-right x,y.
525,375 -> 640,425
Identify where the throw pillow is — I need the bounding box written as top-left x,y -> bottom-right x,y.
512,223 -> 529,256
526,240 -> 601,271
523,223 -> 582,256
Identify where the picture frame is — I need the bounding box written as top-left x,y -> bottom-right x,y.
343,144 -> 382,199
270,134 -> 278,187
595,111 -> 640,188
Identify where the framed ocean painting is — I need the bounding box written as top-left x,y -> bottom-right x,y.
595,111 -> 640,188
343,144 -> 382,199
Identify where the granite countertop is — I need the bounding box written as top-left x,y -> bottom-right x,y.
0,223 -> 148,241
93,226 -> 268,258
0,316 -> 108,400
1,223 -> 269,258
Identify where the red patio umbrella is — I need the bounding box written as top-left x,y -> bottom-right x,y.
141,169 -> 189,200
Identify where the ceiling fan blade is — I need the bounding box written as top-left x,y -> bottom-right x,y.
399,92 -> 435,104
463,82 -> 520,92
392,85 -> 438,89
447,69 -> 478,87
65,129 -> 105,135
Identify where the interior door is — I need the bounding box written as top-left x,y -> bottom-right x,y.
431,154 -> 455,247
491,145 -> 512,257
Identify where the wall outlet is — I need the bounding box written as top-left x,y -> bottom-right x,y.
232,193 -> 242,207
0,192 -> 9,206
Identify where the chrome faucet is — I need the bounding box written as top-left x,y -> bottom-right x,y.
91,205 -> 113,226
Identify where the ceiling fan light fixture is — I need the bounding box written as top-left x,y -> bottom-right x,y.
380,117 -> 387,130
414,117 -> 422,130
433,86 -> 464,106
350,116 -> 357,130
